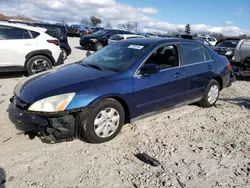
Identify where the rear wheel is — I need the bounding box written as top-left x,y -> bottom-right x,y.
26,55 -> 53,75
199,79 -> 220,107
77,98 -> 125,143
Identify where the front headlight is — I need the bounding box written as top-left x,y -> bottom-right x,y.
90,38 -> 97,42
225,51 -> 233,55
28,93 -> 75,112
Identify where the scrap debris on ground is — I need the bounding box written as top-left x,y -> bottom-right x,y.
0,38 -> 250,188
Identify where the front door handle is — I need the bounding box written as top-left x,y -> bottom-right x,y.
24,43 -> 32,46
174,72 -> 185,78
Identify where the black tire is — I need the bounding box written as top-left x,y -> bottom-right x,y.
95,42 -> 104,51
61,48 -> 68,60
199,79 -> 220,107
77,98 -> 125,143
26,55 -> 53,75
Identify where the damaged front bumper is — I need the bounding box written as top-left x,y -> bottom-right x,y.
10,96 -> 80,143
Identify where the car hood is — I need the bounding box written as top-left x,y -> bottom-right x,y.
15,63 -> 116,103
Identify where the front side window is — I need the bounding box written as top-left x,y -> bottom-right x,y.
144,45 -> 179,70
0,25 -> 31,40
180,43 -> 212,65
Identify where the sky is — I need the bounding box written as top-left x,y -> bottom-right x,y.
0,0 -> 249,36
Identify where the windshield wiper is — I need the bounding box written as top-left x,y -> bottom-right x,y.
82,64 -> 104,71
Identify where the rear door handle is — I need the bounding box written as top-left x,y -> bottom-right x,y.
207,65 -> 212,70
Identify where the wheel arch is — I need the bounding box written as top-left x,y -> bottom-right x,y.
211,76 -> 223,90
89,95 -> 131,124
25,50 -> 55,67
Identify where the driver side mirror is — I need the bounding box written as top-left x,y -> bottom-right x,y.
140,64 -> 160,75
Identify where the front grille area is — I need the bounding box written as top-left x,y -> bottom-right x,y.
11,95 -> 29,110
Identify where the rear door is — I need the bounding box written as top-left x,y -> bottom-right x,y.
0,25 -> 36,68
133,44 -> 187,116
179,42 -> 214,101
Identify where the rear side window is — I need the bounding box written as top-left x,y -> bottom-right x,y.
180,43 -> 212,65
110,35 -> 123,41
0,25 -> 31,40
30,31 -> 40,38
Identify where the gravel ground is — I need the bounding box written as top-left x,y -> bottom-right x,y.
0,37 -> 250,188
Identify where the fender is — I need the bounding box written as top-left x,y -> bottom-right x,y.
66,93 -> 134,118
25,50 -> 55,66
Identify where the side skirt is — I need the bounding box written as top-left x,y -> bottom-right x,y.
130,97 -> 202,123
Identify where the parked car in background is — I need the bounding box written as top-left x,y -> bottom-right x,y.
145,33 -> 158,38
0,21 -> 63,75
231,39 -> 250,77
213,40 -> 239,60
10,38 -> 234,144
108,34 -> 145,44
198,36 -> 217,46
194,37 -> 212,46
8,20 -> 71,60
67,24 -> 91,37
91,27 -> 104,33
215,37 -> 240,46
80,29 -> 131,51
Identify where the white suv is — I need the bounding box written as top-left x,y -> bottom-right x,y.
0,21 -> 63,75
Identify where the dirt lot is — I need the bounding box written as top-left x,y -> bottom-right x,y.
0,37 -> 250,188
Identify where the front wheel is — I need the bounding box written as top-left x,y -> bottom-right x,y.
77,98 -> 125,143
26,55 -> 53,75
199,79 -> 220,107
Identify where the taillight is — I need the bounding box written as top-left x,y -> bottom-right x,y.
47,40 -> 59,46
227,63 -> 232,69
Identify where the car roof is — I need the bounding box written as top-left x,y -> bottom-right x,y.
0,21 -> 47,33
119,38 -> 202,46
115,34 -> 144,38
32,22 -> 66,28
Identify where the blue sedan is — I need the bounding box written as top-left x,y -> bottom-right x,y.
10,38 -> 234,143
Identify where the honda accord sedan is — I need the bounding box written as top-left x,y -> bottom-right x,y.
10,38 -> 235,143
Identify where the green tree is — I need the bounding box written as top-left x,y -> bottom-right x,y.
185,24 -> 191,35
90,16 -> 102,27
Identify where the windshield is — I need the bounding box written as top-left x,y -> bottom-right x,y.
81,42 -> 150,72
93,30 -> 109,35
217,41 -> 238,48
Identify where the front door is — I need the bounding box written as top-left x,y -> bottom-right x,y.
133,44 -> 187,117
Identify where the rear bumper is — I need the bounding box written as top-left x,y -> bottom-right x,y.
10,96 -> 76,143
227,70 -> 236,87
54,52 -> 64,66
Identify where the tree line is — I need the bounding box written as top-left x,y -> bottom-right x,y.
52,15 -> 250,40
